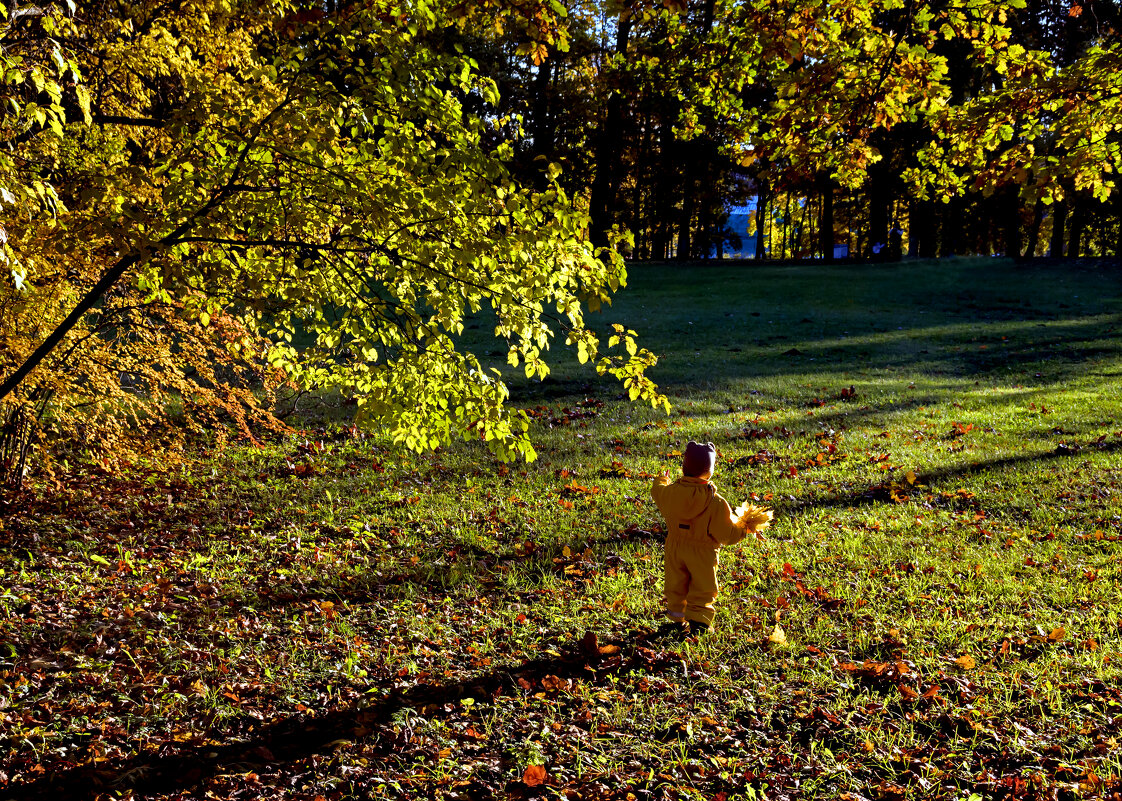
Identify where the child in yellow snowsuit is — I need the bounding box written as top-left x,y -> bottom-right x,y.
652,441 -> 772,634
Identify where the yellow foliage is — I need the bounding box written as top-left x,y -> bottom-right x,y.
734,503 -> 774,535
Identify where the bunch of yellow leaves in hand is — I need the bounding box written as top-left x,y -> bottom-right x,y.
734,503 -> 774,537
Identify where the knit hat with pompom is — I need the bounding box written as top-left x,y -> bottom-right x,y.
682,441 -> 716,478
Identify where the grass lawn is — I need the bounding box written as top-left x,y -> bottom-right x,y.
5,257 -> 1122,800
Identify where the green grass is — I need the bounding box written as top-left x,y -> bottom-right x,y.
5,257 -> 1122,800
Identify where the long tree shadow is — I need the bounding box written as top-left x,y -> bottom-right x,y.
499,257 -> 1122,398
242,523 -> 664,612
5,625 -> 692,801
783,437 -> 1122,514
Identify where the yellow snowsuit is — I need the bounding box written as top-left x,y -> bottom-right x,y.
651,475 -> 745,626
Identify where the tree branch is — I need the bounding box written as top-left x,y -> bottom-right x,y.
93,114 -> 165,128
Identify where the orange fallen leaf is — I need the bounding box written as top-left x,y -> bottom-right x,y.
954,654 -> 977,670
541,675 -> 569,693
523,764 -> 547,786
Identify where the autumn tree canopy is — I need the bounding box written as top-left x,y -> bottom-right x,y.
0,0 -> 663,477
1,0 -> 1120,480
476,0 -> 1119,261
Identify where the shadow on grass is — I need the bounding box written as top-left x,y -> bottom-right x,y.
244,524 -> 664,610
728,316 -> 1122,384
5,625 -> 691,801
783,437 -> 1122,514
503,314 -> 1122,413
658,395 -> 943,434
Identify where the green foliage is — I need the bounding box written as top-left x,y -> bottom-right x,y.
0,0 -> 667,472
913,38 -> 1122,205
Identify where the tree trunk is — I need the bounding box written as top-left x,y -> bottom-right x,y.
1067,195 -> 1087,257
795,196 -> 808,258
529,52 -> 554,192
1049,198 -> 1068,257
782,194 -> 792,260
846,193 -> 855,258
651,116 -> 676,260
867,163 -> 891,259
941,197 -> 961,257
697,192 -> 712,260
632,112 -> 650,258
820,176 -> 834,262
1116,190 -> 1122,257
910,199 -> 939,258
754,185 -> 768,260
1024,200 -> 1044,259
588,14 -> 632,250
676,177 -> 694,261
768,198 -> 776,260
674,0 -> 714,263
1004,187 -> 1024,261
806,197 -> 817,259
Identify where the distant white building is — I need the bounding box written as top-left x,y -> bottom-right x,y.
715,199 -> 759,258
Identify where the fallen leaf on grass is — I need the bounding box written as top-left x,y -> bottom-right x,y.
523,764 -> 547,786
954,654 -> 976,670
877,781 -> 907,801
1048,627 -> 1066,642
293,461 -> 318,477
541,675 -> 569,693
463,726 -> 487,741
768,624 -> 787,645
580,630 -> 621,657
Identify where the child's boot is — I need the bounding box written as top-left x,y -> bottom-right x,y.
657,612 -> 689,639
688,619 -> 712,636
